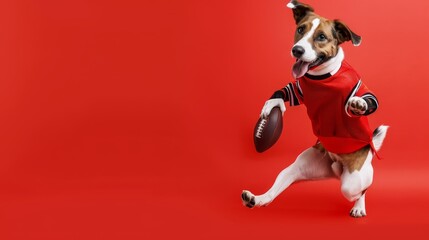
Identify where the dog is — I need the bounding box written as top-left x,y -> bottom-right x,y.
241,0 -> 388,218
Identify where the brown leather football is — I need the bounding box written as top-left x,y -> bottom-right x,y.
253,107 -> 283,153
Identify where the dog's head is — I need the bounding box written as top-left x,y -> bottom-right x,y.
287,0 -> 361,78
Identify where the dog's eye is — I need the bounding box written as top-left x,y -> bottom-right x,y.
316,34 -> 327,41
297,26 -> 304,34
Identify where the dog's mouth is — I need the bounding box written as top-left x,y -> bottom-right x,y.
292,55 -> 325,79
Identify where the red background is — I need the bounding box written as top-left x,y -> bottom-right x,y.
0,0 -> 428,239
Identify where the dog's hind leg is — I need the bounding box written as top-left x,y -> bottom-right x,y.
242,146 -> 335,208
343,126 -> 388,217
340,151 -> 374,217
350,192 -> 366,217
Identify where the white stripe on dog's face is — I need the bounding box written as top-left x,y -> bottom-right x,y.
292,18 -> 320,62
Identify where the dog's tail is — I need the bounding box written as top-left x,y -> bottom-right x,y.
372,125 -> 389,152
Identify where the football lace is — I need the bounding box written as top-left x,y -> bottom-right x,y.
255,119 -> 267,139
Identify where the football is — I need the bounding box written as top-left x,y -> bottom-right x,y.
253,107 -> 283,153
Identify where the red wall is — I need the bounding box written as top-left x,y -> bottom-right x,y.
0,0 -> 428,239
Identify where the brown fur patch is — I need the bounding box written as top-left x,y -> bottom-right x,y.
313,143 -> 371,173
337,145 -> 371,172
294,14 -> 341,60
313,19 -> 339,58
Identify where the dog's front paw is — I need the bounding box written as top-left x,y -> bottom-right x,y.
241,190 -> 256,208
347,97 -> 367,116
260,99 -> 286,118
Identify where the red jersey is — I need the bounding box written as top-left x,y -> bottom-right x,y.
283,62 -> 377,154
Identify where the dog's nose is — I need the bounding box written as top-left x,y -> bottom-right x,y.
292,46 -> 305,58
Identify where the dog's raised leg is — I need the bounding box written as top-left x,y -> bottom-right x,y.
242,146 -> 335,208
340,151 -> 374,218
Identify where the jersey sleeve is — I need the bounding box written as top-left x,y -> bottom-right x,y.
270,81 -> 303,107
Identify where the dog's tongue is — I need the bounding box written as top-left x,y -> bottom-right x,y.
292,60 -> 310,79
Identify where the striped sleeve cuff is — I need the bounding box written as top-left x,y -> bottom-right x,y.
269,82 -> 302,107
284,83 -> 301,106
361,94 -> 379,115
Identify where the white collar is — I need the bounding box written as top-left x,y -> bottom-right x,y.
307,47 -> 344,76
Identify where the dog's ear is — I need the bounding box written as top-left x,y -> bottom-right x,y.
287,0 -> 314,24
333,20 -> 362,46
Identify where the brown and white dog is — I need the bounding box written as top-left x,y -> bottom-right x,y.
241,0 -> 388,218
